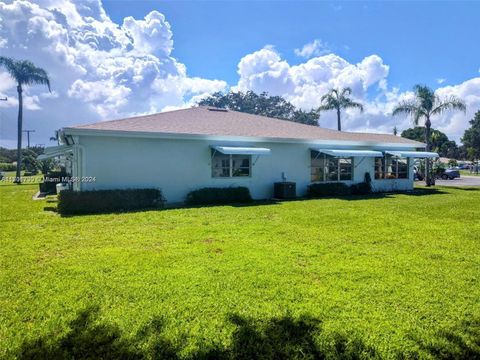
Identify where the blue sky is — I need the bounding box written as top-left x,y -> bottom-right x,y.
103,1 -> 480,89
0,0 -> 479,147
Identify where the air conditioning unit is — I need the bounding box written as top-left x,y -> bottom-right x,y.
274,182 -> 296,199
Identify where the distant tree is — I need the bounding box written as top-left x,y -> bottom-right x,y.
0,57 -> 50,183
317,87 -> 363,131
401,127 -> 460,159
393,85 -> 466,186
393,126 -> 398,136
199,91 -> 320,125
461,110 -> 480,161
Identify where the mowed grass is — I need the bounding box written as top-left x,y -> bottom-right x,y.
0,181 -> 479,359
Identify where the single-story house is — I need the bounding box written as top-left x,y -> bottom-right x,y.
40,106 -> 438,203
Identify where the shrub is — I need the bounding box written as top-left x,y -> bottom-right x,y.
57,188 -> 163,215
350,182 -> 372,195
0,162 -> 16,171
186,187 -> 253,205
307,183 -> 351,198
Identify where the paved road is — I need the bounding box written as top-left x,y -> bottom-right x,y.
432,175 -> 480,187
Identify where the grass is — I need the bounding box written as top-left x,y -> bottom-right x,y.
460,170 -> 480,177
1,179 -> 479,359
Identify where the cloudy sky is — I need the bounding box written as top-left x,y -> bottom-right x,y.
0,0 -> 479,148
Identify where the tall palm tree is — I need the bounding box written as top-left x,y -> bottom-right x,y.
0,57 -> 50,183
392,84 -> 466,186
318,87 -> 364,131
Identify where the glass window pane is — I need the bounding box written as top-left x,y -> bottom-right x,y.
396,158 -> 408,178
212,152 -> 230,177
385,156 -> 396,179
339,158 -> 352,181
232,155 -> 250,177
311,151 -> 325,182
375,157 -> 384,179
326,156 -> 338,181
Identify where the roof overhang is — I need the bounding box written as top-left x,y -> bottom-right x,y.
386,151 -> 439,158
212,146 -> 271,155
314,149 -> 383,157
37,145 -> 73,160
61,128 -> 423,149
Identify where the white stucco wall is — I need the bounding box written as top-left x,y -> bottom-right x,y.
74,135 -> 416,203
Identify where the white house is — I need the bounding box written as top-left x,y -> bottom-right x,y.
40,106 -> 438,203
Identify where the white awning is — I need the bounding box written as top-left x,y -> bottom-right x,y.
314,149 -> 383,157
212,146 -> 271,155
385,151 -> 439,158
37,145 -> 73,160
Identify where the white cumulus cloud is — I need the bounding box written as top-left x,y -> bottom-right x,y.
0,0 -> 226,147
294,39 -> 330,59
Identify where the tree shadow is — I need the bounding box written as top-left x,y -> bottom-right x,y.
16,307 -> 377,359
409,317 -> 480,359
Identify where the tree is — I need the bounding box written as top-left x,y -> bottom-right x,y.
393,85 -> 465,186
401,127 -> 460,159
199,91 -> 320,125
461,110 -> 480,161
393,126 -> 398,136
0,57 -> 50,183
317,87 -> 363,131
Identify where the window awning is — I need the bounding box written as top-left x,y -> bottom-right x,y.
211,146 -> 271,155
314,149 -> 383,157
385,151 -> 439,158
37,145 -> 73,160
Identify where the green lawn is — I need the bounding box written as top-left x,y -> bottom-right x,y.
1,180 -> 479,359
460,169 -> 480,177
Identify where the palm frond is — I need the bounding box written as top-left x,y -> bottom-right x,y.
341,87 -> 352,97
392,101 -> 418,117
0,56 -> 20,82
342,98 -> 364,112
431,95 -> 466,115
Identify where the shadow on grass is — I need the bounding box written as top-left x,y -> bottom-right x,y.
17,307 -> 377,359
408,317 -> 480,359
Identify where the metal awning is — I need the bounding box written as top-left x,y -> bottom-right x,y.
37,145 -> 73,160
385,151 -> 439,158
314,149 -> 383,157
211,146 -> 271,155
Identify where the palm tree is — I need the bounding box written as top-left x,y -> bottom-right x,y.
0,57 -> 50,183
392,84 -> 465,186
318,87 -> 364,131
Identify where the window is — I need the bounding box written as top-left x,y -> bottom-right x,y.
311,151 -> 352,182
212,152 -> 251,178
375,156 -> 409,179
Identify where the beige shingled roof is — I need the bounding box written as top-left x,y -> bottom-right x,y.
67,106 -> 423,146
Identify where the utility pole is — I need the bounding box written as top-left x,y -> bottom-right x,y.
23,129 -> 35,148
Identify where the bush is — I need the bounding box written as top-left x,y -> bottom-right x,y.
0,163 -> 16,171
350,182 -> 372,195
186,187 -> 253,205
57,188 -> 163,215
307,183 -> 351,198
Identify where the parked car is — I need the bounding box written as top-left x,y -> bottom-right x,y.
437,169 -> 460,180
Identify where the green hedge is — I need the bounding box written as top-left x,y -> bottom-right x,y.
0,163 -> 16,171
307,181 -> 373,198
307,183 -> 351,197
57,189 -> 163,215
186,187 -> 253,205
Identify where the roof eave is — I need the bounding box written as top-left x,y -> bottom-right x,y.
61,127 -> 424,149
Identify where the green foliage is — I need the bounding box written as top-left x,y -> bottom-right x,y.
0,162 -> 16,171
1,181 -> 480,358
22,148 -> 40,174
461,110 -> 480,160
402,126 -> 461,158
57,188 -> 163,215
198,91 -> 320,125
351,181 -> 372,195
307,182 -> 351,197
186,187 -> 253,205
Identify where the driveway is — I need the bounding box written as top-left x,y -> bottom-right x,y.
432,175 -> 480,187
